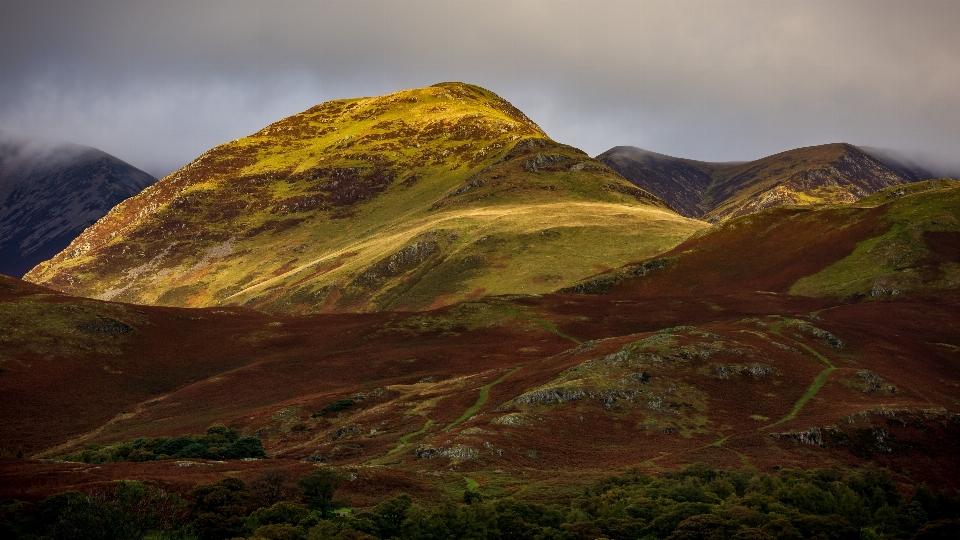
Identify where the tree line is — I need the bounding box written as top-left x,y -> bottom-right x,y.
2,464 -> 959,539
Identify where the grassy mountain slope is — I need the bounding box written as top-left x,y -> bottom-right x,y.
564,179 -> 960,301
791,179 -> 960,299
600,143 -> 932,222
25,83 -> 701,313
0,132 -> 155,277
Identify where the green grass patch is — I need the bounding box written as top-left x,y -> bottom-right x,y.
765,319 -> 836,428
464,477 -> 480,491
790,181 -> 960,298
399,419 -> 434,447
445,367 -> 523,430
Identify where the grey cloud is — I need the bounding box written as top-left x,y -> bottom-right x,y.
1,0 -> 958,178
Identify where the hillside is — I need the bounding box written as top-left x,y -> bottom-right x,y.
24,83 -> 701,313
599,143 -> 933,221
3,181 -> 960,511
3,268 -> 960,503
0,132 -> 155,277
563,179 -> 960,302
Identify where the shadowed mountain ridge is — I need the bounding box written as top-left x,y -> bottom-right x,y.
599,143 -> 939,221
0,132 -> 155,277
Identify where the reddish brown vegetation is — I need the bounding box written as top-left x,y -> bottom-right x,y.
3,180 -> 960,506
599,205 -> 889,296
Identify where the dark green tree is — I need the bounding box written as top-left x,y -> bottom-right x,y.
297,469 -> 344,518
373,493 -> 412,538
250,468 -> 300,508
37,481 -> 187,540
190,477 -> 249,540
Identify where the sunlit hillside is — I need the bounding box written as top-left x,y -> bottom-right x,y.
26,83 -> 702,313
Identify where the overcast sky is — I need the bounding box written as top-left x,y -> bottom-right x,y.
2,0 -> 958,179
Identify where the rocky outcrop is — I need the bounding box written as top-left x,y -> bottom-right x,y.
714,363 -> 775,379
514,387 -> 586,405
523,153 -> 566,172
560,258 -> 670,294
856,371 -> 897,394
794,322 -> 843,348
351,239 -> 439,289
415,444 -> 478,460
770,427 -> 824,446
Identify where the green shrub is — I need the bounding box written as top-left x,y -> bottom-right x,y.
222,436 -> 267,460
58,428 -> 266,463
36,481 -> 187,540
312,399 -> 354,418
249,501 -> 311,528
20,464 -> 960,539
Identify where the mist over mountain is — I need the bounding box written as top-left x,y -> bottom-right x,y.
0,132 -> 156,277
857,146 -> 959,181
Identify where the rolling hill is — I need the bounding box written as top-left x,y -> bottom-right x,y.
599,143 -> 935,221
24,83 -> 701,313
3,256 -> 960,503
563,179 -> 960,301
0,132 -> 156,277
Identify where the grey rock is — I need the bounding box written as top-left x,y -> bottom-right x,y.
514,387 -> 585,405
414,444 -> 479,460
770,427 -> 824,446
523,153 -> 567,172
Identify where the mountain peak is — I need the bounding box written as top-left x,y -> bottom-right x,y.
0,135 -> 155,277
25,84 -> 694,313
601,142 -> 936,220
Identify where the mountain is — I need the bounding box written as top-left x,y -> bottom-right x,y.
598,143 -> 934,221
0,132 -> 156,277
563,178 -> 960,301
24,83 -> 702,313
594,146 -> 737,218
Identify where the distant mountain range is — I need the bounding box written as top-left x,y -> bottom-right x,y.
0,132 -> 155,277
598,143 -> 940,220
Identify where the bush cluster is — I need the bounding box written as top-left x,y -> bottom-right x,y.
59,425 -> 266,464
2,465 -> 959,539
311,399 -> 355,418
